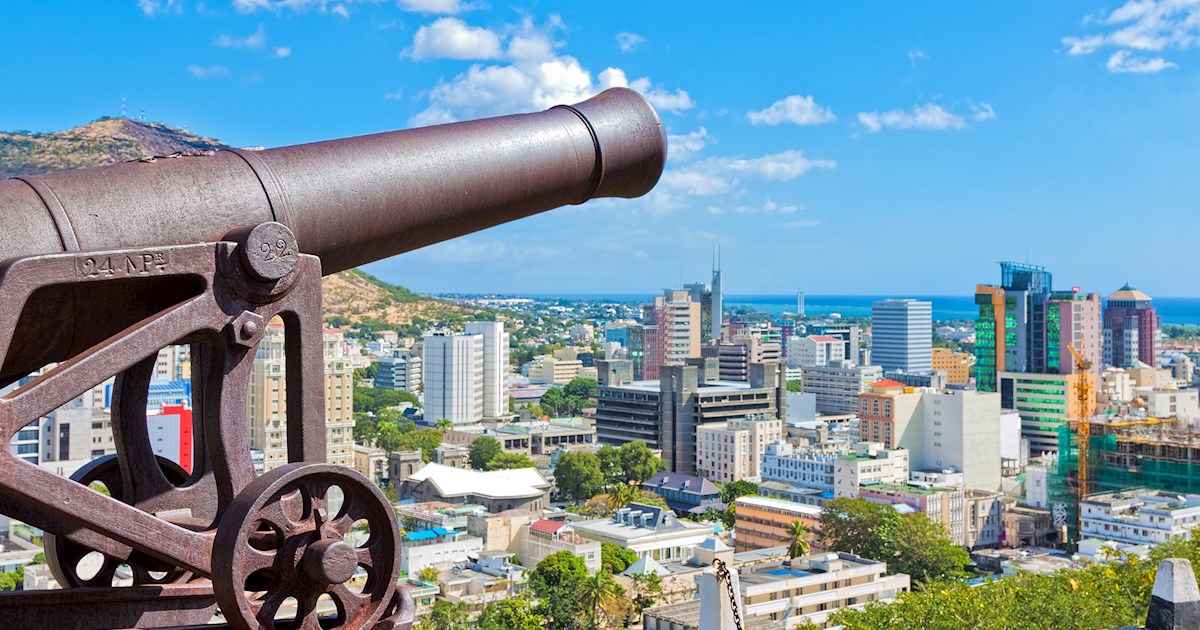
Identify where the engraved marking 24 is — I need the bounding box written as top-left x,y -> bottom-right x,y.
77,252 -> 170,278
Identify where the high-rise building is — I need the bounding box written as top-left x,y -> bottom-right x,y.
787,335 -> 845,368
247,324 -> 355,471
797,291 -> 805,318
801,362 -> 882,415
1103,284 -> 1160,368
464,321 -> 510,420
974,262 -> 1057,390
423,332 -> 484,425
695,414 -> 784,484
1042,291 -> 1102,375
871,299 -> 933,373
999,371 -> 1094,455
931,347 -> 972,384
701,336 -> 781,382
807,324 -> 861,366
641,289 -> 701,380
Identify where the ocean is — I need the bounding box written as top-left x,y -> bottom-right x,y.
522,293 -> 1200,326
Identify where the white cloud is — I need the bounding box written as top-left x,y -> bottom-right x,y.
970,102 -> 996,121
599,69 -> 695,113
709,199 -> 802,215
409,17 -> 692,124
398,0 -> 477,13
274,46 -> 292,57
652,150 -> 835,212
418,238 -> 557,263
139,0 -> 181,16
1107,49 -> 1179,72
410,17 -> 502,60
232,0 -> 360,16
667,127 -> 709,161
908,49 -> 928,63
857,103 -> 968,132
616,31 -> 646,53
784,219 -> 822,228
1063,35 -> 1105,55
187,64 -> 231,78
332,3 -> 349,18
216,25 -> 266,49
747,94 -> 836,126
1061,0 -> 1200,71
384,88 -> 405,100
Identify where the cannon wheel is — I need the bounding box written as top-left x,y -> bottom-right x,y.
212,463 -> 399,630
44,454 -> 193,588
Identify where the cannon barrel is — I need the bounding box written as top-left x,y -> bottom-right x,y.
0,88 -> 665,382
0,87 -> 665,274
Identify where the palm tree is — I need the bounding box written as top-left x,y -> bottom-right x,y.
786,520 -> 811,559
609,482 -> 638,509
417,565 -> 440,584
434,417 -> 454,432
579,570 -> 622,630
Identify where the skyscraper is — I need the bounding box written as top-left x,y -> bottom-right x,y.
1042,291 -> 1102,375
1103,284 -> 1160,368
641,289 -> 701,380
974,262 -> 1053,390
871,299 -> 933,373
464,321 -> 510,420
423,332 -> 484,425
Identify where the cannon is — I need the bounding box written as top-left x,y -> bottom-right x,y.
0,87 -> 665,629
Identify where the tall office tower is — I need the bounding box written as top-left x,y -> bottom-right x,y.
247,324 -> 355,472
641,289 -> 701,380
423,331 -> 485,425
974,262 -> 1053,390
871,299 -> 933,373
711,257 -> 723,343
1103,285 -> 1160,368
797,292 -> 805,318
683,282 -> 712,345
1042,291 -> 1102,375
464,321 -> 509,420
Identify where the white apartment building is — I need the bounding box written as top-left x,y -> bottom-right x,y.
1133,387 -> 1200,426
377,348 -> 422,392
761,441 -> 838,495
573,503 -> 712,562
1081,490 -> 1200,546
424,331 -> 485,425
400,529 -> 485,575
833,444 -> 911,498
694,414 -> 783,484
802,362 -> 883,415
464,321 -> 510,421
787,335 -> 846,369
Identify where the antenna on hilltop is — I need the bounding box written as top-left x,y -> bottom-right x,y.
140,108 -> 145,122
121,97 -> 126,119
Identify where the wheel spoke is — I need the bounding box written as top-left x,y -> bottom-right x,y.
296,592 -> 322,630
239,547 -> 278,578
332,583 -> 369,621
253,588 -> 290,627
81,556 -> 122,587
257,489 -> 305,531
355,546 -> 378,571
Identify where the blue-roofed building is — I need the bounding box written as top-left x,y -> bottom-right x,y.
641,471 -> 724,516
109,379 -> 191,411
400,527 -> 483,575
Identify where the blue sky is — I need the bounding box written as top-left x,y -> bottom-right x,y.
3,1 -> 1200,297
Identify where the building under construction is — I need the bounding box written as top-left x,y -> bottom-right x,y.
1042,412 -> 1200,541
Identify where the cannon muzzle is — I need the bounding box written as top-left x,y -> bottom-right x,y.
0,87 -> 665,275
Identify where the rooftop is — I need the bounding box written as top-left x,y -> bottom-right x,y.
407,463 -> 549,500
735,495 -> 823,516
644,471 -> 722,497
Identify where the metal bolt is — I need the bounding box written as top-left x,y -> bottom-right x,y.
241,321 -> 259,338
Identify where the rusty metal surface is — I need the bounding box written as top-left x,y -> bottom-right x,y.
0,90 -> 664,629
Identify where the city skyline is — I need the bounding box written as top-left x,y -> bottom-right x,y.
4,1 -> 1200,295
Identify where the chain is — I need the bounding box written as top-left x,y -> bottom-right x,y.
712,559 -> 744,630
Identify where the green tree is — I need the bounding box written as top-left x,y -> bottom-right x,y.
786,520 -> 811,559
786,379 -> 803,393
618,441 -> 666,484
486,452 -> 537,470
353,415 -> 378,446
434,417 -> 454,432
469,437 -> 503,470
720,479 -> 759,504
540,387 -> 569,416
376,407 -> 409,426
563,377 -> 599,400
417,565 -> 440,584
420,600 -> 468,630
31,552 -> 45,565
630,571 -> 664,615
0,573 -> 15,592
596,445 -> 624,487
529,551 -> 589,630
817,497 -> 900,561
398,428 -> 441,462
375,420 -> 404,459
579,569 -> 623,629
477,596 -> 545,630
554,451 -> 605,503
600,541 -> 638,574
887,512 -> 970,585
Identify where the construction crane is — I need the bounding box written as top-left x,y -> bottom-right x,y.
1066,340 -> 1094,503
